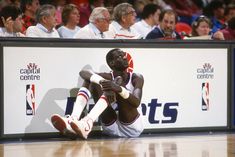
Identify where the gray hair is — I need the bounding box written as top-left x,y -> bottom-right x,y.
36,4 -> 55,23
113,3 -> 133,22
89,7 -> 108,23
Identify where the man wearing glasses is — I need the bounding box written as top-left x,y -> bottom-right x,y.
107,3 -> 141,39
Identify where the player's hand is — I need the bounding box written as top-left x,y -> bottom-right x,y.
100,80 -> 122,93
1,16 -> 14,33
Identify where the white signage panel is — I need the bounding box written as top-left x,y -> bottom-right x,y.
3,47 -> 227,134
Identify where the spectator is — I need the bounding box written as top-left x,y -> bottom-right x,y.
203,0 -> 226,33
224,3 -> 235,26
57,4 -> 80,38
69,0 -> 91,27
133,0 -> 147,20
73,7 -> 111,39
108,3 -> 141,39
0,5 -> 24,37
26,4 -> 60,38
50,0 -> 67,26
20,0 -> 40,34
220,16 -> 235,40
145,9 -> 181,40
131,3 -> 161,39
185,15 -> 224,40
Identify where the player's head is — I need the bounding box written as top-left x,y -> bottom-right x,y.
106,48 -> 129,71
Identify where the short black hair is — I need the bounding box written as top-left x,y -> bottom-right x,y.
141,3 -> 161,19
106,48 -> 120,67
203,0 -> 225,17
0,5 -> 22,27
20,0 -> 33,13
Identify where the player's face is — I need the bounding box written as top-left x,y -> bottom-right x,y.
112,50 -> 129,71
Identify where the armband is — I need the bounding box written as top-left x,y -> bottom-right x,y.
119,87 -> 130,99
90,74 -> 104,84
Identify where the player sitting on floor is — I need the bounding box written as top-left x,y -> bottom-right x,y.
51,48 -> 144,139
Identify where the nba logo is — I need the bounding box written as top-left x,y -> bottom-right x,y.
26,84 -> 35,115
202,82 -> 209,111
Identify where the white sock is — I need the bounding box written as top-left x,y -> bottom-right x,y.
71,87 -> 91,118
86,95 -> 108,122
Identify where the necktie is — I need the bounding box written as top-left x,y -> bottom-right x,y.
100,32 -> 104,38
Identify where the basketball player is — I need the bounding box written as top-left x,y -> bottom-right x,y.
51,48 -> 144,139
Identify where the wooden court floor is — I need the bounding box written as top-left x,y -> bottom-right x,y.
0,132 -> 235,157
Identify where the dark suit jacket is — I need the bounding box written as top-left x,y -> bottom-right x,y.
145,26 -> 181,39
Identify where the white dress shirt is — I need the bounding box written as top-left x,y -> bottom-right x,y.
0,27 -> 25,37
131,20 -> 156,39
26,23 -> 60,38
73,23 -> 112,39
107,21 -> 141,39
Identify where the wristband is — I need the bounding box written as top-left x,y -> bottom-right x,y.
119,87 -> 130,99
90,74 -> 104,84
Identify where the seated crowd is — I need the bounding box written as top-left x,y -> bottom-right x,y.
0,0 -> 235,40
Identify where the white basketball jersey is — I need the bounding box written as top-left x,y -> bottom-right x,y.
111,72 -> 134,93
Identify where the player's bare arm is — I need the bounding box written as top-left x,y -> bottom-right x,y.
79,70 -> 112,82
100,73 -> 144,108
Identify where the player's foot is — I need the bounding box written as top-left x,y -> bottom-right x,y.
70,116 -> 93,139
51,114 -> 78,139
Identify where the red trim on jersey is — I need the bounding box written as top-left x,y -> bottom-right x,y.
115,34 -> 135,38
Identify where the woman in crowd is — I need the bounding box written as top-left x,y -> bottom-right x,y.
185,15 -> 224,40
57,3 -> 81,38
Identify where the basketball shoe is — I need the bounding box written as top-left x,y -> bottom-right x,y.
51,114 -> 78,139
70,116 -> 93,139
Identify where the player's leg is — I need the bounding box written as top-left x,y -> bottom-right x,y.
71,80 -> 91,118
51,80 -> 91,138
70,83 -> 117,139
115,104 -> 144,137
90,83 -> 117,125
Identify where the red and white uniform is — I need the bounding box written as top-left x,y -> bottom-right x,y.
101,72 -> 144,137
